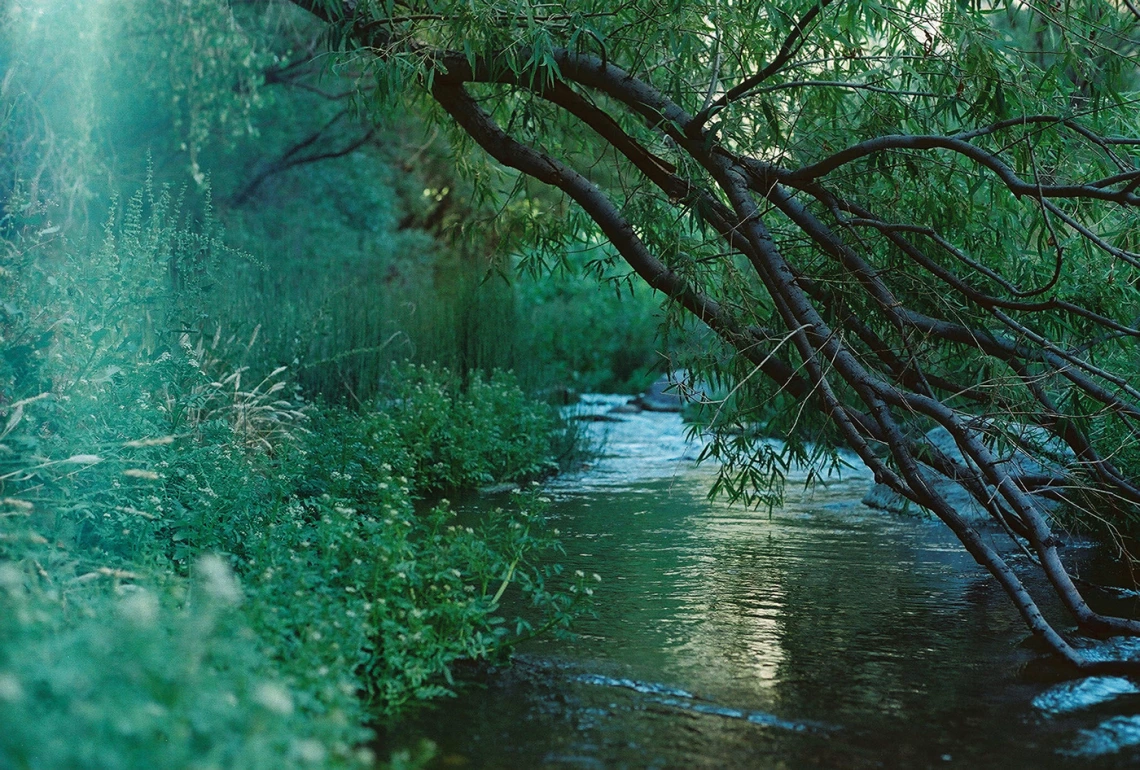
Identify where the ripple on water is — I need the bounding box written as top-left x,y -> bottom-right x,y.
1075,635 -> 1140,663
559,395 -> 874,494
574,673 -> 831,734
574,673 -> 695,699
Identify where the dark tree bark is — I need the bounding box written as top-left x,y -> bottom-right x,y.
287,0 -> 1140,670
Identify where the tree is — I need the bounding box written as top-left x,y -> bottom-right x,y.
287,0 -> 1140,670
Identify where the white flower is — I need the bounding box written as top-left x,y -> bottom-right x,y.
292,739 -> 326,763
253,682 -> 294,715
0,564 -> 23,593
0,674 -> 23,702
196,554 -> 242,604
118,590 -> 159,626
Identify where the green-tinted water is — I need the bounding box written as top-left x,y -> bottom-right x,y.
381,397 -> 1140,768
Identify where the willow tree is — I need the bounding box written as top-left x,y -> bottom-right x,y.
287,0 -> 1140,668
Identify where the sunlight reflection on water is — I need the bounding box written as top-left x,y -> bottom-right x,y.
382,398 -> 1140,769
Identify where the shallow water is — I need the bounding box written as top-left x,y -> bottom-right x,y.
380,396 -> 1140,768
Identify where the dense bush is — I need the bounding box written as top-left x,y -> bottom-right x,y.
373,364 -> 561,492
515,267 -> 663,394
0,185 -> 585,769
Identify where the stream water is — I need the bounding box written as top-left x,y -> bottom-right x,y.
380,396 -> 1140,768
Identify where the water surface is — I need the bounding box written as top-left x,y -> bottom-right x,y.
381,396 -> 1140,768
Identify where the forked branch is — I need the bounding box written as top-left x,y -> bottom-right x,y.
290,0 -> 1140,671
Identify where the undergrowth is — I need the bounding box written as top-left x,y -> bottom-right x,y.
0,183 -> 587,769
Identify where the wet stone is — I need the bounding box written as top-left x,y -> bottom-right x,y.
1032,676 -> 1140,716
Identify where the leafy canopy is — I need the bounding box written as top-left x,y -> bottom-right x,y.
292,0 -> 1140,669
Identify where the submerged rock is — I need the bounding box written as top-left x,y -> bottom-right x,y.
1066,715 -> 1140,757
633,373 -> 685,412
574,413 -> 625,422
1032,676 -> 1140,716
478,482 -> 520,496
632,370 -> 709,412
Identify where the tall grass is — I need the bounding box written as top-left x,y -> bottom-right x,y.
0,182 -> 590,769
210,245 -> 522,401
208,232 -> 665,402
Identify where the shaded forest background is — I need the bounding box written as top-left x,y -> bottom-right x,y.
2,0 -> 669,401
0,3 -> 649,767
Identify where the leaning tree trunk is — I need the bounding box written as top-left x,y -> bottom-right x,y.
290,0 -> 1140,671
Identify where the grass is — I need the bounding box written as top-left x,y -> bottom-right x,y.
0,182 -> 591,769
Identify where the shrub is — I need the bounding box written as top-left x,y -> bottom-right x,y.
0,182 -> 586,769
0,555 -> 371,770
375,364 -> 560,493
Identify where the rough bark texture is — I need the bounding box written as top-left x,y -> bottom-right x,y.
289,0 -> 1140,669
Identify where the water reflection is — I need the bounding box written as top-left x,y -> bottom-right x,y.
379,401 -> 1140,768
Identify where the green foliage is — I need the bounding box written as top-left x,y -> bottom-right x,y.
516,264 -> 663,394
0,182 -> 587,768
299,0 -> 1140,523
0,557 -> 369,770
372,364 -> 561,491
2,0 -> 668,404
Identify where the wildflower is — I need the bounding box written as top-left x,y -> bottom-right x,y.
118,590 -> 159,626
0,674 -> 22,703
253,682 -> 294,715
196,554 -> 242,604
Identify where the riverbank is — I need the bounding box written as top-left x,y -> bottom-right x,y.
0,355 -> 585,769
379,400 -> 1140,768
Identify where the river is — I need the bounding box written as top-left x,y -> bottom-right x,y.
379,395 -> 1140,768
